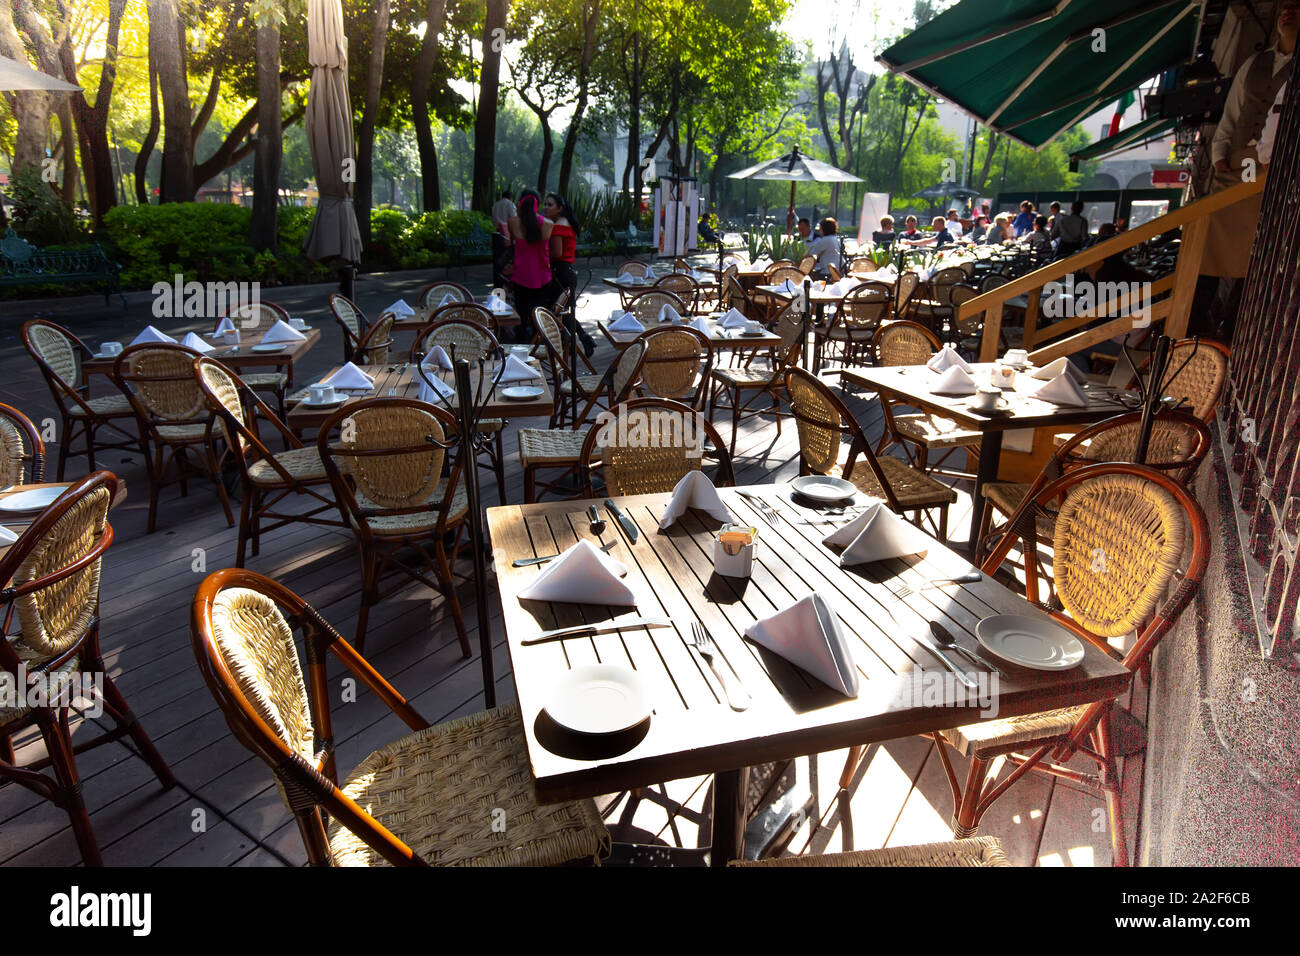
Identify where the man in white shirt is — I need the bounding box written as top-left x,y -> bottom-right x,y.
490,190 -> 516,287
1050,200 -> 1089,258
944,209 -> 965,238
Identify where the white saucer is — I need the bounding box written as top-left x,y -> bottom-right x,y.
501,386 -> 544,401
252,343 -> 287,353
976,615 -> 1085,671
790,475 -> 856,503
300,397 -> 346,408
545,664 -> 652,736
0,487 -> 64,513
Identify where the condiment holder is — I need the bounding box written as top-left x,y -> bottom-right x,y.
714,523 -> 757,578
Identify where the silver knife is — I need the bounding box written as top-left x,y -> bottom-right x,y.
522,617 -> 672,645
605,499 -> 639,543
910,630 -> 979,690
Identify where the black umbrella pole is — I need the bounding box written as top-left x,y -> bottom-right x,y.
1134,334 -> 1171,467
455,359 -> 496,708
802,277 -> 813,371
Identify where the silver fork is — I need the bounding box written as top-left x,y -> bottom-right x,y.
889,572 -> 983,602
736,491 -> 779,528
389,362 -> 408,396
689,621 -> 750,711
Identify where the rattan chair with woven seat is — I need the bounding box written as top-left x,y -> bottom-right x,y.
827,264 -> 843,282
518,342 -> 648,502
329,293 -> 367,364
728,837 -> 1010,868
427,301 -> 501,337
975,412 -> 1213,593
217,301 -> 294,417
816,280 -> 892,369
112,344 -> 234,533
935,462 -> 1210,867
194,357 -> 343,567
910,266 -> 967,334
655,273 -> 701,314
22,319 -> 141,480
533,307 -> 597,387
352,312 -> 395,366
797,254 -> 818,274
892,271 -> 921,322
418,280 -> 474,309
579,397 -> 734,497
626,289 -> 687,326
633,326 -> 714,411
316,399 -> 470,653
190,567 -> 610,866
708,301 -> 803,458
719,273 -> 756,321
848,258 -> 878,277
767,265 -> 805,286
616,259 -> 649,277
752,266 -> 806,323
1,471 -> 175,865
785,367 -> 957,537
0,403 -> 45,485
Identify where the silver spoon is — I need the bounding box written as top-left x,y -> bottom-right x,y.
588,504 -> 607,537
930,621 -> 1004,676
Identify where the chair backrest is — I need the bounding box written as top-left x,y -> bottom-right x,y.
355,313 -> 395,365
671,257 -> 692,273
1147,338 -> 1229,422
616,260 -> 648,277
634,326 -> 713,408
798,255 -> 817,274
0,403 -> 45,485
194,357 -> 299,477
626,290 -> 686,324
836,281 -> 892,331
22,319 -> 87,408
1056,410 -> 1212,486
654,273 -> 700,311
0,471 -> 115,663
894,272 -> 920,313
768,266 -> 805,286
929,267 -> 967,306
418,281 -> 473,309
222,300 -> 290,333
827,264 -> 842,282
772,300 -> 806,356
412,318 -> 499,366
429,301 -> 496,332
721,275 -> 752,318
317,399 -> 462,537
771,259 -> 795,269
980,273 -> 1010,294
872,320 -> 942,366
958,261 -> 976,279
533,307 -> 566,365
564,340 -> 648,428
580,398 -> 733,497
330,294 -> 366,361
848,258 -> 878,276
948,285 -> 983,334
114,344 -> 209,425
190,568 -> 432,866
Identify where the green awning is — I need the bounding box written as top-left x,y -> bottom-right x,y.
877,0 -> 1204,149
1070,115 -> 1179,162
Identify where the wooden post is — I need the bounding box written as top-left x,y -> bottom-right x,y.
978,301 -> 1003,362
1166,214 -> 1209,339
1022,287 -> 1041,350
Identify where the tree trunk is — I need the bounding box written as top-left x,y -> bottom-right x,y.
56,103 -> 76,205
148,0 -> 193,202
471,0 -> 509,213
250,22 -> 281,251
973,130 -> 1001,196
559,0 -> 600,196
356,0 -> 390,247
411,0 -> 448,210
537,114 -> 553,192
0,2 -> 51,175
136,48 -> 160,204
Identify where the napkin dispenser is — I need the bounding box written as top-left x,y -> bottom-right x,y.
713,524 -> 757,578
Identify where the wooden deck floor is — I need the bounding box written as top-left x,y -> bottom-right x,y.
0,274 -> 1146,866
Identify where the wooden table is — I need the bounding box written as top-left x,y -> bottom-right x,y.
486,483 -> 1131,866
285,360 -> 554,432
842,363 -> 1132,550
598,318 -> 781,353
390,303 -> 520,334
84,324 -> 321,391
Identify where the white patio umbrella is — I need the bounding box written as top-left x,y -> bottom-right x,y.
728,146 -> 863,233
0,55 -> 80,92
302,0 -> 362,287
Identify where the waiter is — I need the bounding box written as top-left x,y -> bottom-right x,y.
1204,0 -> 1296,276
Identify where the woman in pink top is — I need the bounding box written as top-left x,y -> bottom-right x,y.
508,189 -> 553,343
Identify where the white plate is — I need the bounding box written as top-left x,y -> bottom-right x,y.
790,475 -> 856,503
501,386 -> 544,401
251,343 -> 288,353
976,615 -> 1086,671
0,487 -> 64,513
299,397 -> 346,408
545,664 -> 652,736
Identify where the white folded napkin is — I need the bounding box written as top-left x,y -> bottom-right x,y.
839,275 -> 862,291
1032,356 -> 1087,383
423,345 -> 453,370
497,354 -> 542,383
418,375 -> 457,404
131,326 -> 177,346
658,304 -> 683,324
744,593 -> 859,697
658,471 -> 734,529
181,332 -> 214,354
690,316 -> 713,337
516,539 -> 637,606
926,345 -> 972,374
643,266 -> 656,279
484,293 -> 510,313
609,312 -> 644,333
931,365 -> 977,395
385,298 -> 415,316
821,503 -> 929,567
213,317 -> 236,335
826,281 -> 846,297
261,319 -> 308,344
437,294 -> 458,309
324,362 -> 375,390
719,307 -> 748,329
616,272 -> 637,283
754,257 -> 773,269
725,256 -> 742,269
1032,371 -> 1088,407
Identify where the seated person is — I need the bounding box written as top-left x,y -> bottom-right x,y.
900,216 -> 955,249
1012,201 -> 1036,238
872,215 -> 896,248
897,215 -> 923,243
805,217 -> 843,277
969,216 -> 989,241
698,215 -> 722,246
796,217 -> 812,242
1023,214 -> 1053,257
983,214 -> 1012,244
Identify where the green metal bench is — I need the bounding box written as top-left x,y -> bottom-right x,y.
576,229 -> 607,266
445,223 -> 493,278
0,228 -> 125,305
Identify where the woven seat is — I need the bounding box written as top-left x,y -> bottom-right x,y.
359,480 -> 468,535
0,638 -> 78,724
328,703 -> 609,867
894,414 -> 983,448
711,366 -> 782,388
728,837 -> 1010,868
154,422 -> 210,442
71,393 -> 134,417
559,373 -> 604,395
839,454 -> 957,510
248,446 -> 327,485
941,707 -> 1083,758
519,427 -> 588,465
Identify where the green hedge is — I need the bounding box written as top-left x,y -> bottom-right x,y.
366,207 -> 493,271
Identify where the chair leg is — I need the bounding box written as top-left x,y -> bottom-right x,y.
236,488 -> 254,568
952,753 -> 992,838
434,541 -> 472,658
1095,708 -> 1130,867
839,745 -> 864,790
38,709 -> 103,866
494,430 -> 506,507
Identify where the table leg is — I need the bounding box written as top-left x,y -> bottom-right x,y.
967,430 -> 1004,559
711,766 -> 749,868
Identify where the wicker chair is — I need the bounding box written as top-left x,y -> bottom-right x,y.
112,344 -> 235,533
767,265 -> 805,286
633,326 -> 714,410
21,319 -> 140,480
729,837 -> 1010,868
0,471 -> 175,865
519,342 -> 647,502
816,280 -> 891,369
785,367 -> 957,537
579,397 -> 734,497
753,266 -> 806,322
218,301 -> 293,416
189,568 -> 610,866
870,320 -> 983,481
418,281 -> 474,309
654,273 -> 701,314
194,357 -> 343,567
708,301 -> 803,457
911,266 -> 967,334
1139,338 -> 1229,421
827,264 -> 843,282
353,312 -> 395,366
848,258 -> 878,277
329,293 -> 367,364
626,289 -> 687,326
937,462 -> 1210,867
0,403 -> 46,485
317,399 -> 470,653
533,307 -> 596,387
427,301 -> 502,338
719,274 -> 755,320
616,259 -> 649,277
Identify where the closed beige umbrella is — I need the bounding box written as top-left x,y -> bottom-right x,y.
303,0 -> 362,270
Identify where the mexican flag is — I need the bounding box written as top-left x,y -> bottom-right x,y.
1109,90 -> 1137,137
